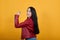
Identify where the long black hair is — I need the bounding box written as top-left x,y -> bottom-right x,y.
28,7 -> 40,34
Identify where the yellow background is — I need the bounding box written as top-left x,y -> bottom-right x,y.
0,0 -> 60,40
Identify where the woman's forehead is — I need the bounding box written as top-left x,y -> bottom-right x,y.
27,8 -> 31,12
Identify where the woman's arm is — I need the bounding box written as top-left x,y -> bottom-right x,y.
15,15 -> 29,28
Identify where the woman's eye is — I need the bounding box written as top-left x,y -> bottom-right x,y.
27,10 -> 31,13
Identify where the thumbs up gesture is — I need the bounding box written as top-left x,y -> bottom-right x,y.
15,11 -> 21,15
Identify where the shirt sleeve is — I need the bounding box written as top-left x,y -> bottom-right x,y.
14,15 -> 29,28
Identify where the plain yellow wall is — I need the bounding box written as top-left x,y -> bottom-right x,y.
0,0 -> 60,40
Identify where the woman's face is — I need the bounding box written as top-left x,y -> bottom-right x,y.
27,8 -> 32,18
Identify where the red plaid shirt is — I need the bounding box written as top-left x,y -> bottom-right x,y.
15,15 -> 36,39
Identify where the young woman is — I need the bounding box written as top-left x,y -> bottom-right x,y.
14,7 -> 39,40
